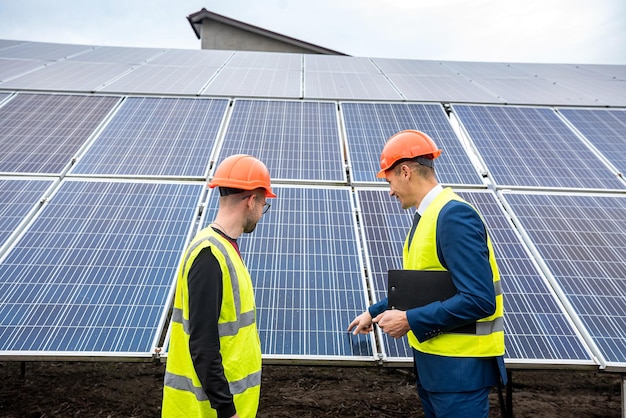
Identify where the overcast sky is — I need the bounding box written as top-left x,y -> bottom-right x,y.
0,0 -> 624,65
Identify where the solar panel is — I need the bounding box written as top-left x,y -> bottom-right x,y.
304,56 -> 380,74
342,102 -> 484,186
453,104 -> 626,190
67,46 -> 164,64
100,65 -> 222,95
557,108 -> 626,179
0,179 -> 204,356
0,178 -> 55,255
201,68 -> 302,98
355,188 -> 594,365
70,97 -> 228,178
511,63 -> 626,107
0,62 -> 135,92
500,191 -> 626,369
226,51 -> 302,71
0,93 -> 121,175
199,186 -> 374,361
383,74 -> 502,103
0,58 -> 46,83
147,49 -> 232,67
304,72 -> 402,100
0,41 -> 92,61
215,100 -> 345,183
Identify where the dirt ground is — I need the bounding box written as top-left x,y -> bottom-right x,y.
0,360 -> 622,417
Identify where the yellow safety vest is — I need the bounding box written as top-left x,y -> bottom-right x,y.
403,188 -> 504,357
162,227 -> 261,417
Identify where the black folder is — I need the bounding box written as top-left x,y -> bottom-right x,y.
387,269 -> 476,334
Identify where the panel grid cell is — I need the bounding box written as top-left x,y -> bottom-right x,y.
502,192 -> 626,367
71,97 -> 228,178
215,100 -> 345,182
0,94 -> 121,174
0,180 -> 204,354
343,102 -> 484,185
200,186 -> 373,360
453,104 -> 626,190
356,188 -> 592,364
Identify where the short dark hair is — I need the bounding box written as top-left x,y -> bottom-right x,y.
390,156 -> 435,172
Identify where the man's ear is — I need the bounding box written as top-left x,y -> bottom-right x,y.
246,193 -> 259,210
401,163 -> 412,180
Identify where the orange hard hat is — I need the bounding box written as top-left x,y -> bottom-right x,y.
376,130 -> 442,178
209,154 -> 276,198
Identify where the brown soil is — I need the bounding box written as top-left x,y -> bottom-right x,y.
0,361 -> 621,417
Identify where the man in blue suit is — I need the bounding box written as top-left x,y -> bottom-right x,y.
349,130 -> 506,418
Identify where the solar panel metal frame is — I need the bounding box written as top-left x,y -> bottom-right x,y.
498,190 -> 626,372
341,101 -> 486,187
0,178 -> 206,361
354,187 -> 597,367
211,98 -> 347,185
451,104 -> 626,191
195,185 -> 377,364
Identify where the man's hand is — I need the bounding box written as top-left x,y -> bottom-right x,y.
372,310 -> 410,339
347,311 -> 373,335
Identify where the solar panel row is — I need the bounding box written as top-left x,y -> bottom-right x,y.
2,41 -> 624,105
0,89 -> 624,371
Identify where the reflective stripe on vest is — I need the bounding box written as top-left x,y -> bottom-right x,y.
164,370 -> 262,400
170,307 -> 255,337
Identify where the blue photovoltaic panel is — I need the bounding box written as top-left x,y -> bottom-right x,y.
0,94 -> 121,175
356,188 -> 592,364
456,191 -> 592,364
453,105 -> 626,190
200,186 -> 373,360
342,102 -> 483,186
0,178 -> 54,252
501,192 -> 626,368
71,97 -> 228,178
0,180 -> 204,355
216,100 -> 345,182
558,108 -> 626,178
354,188 -> 408,359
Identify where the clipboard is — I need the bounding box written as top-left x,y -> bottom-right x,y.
387,269 -> 476,334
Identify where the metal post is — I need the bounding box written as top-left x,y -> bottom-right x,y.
622,374 -> 626,418
506,370 -> 513,418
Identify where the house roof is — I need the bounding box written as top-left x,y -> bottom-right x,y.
186,8 -> 348,56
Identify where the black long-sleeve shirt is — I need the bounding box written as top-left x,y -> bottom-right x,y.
188,228 -> 240,418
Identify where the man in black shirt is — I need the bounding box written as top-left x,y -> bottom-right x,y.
163,154 -> 276,418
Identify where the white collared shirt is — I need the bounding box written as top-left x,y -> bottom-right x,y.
417,184 -> 444,216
